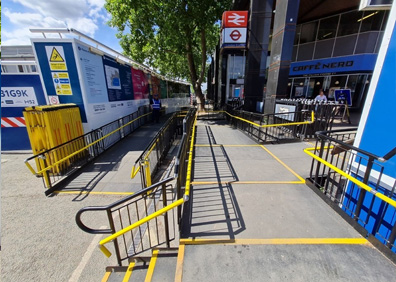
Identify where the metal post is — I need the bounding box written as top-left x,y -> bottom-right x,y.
107,209 -> 122,266
162,183 -> 171,248
387,223 -> 396,249
354,158 -> 374,221
314,138 -> 326,187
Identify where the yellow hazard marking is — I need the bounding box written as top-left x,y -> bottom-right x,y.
191,180 -> 304,185
175,243 -> 186,282
260,145 -> 305,183
180,238 -> 369,245
195,144 -> 261,147
50,47 -> 65,62
53,191 -> 135,196
101,270 -> 111,282
123,262 -> 135,282
53,73 -> 58,78
145,249 -> 159,282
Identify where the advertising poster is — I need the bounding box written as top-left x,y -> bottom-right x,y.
160,79 -> 167,99
151,75 -> 160,97
76,43 -> 108,104
102,55 -> 134,102
131,68 -> 149,100
146,72 -> 153,97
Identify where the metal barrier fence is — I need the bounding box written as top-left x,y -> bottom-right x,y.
276,99 -> 351,137
76,108 -> 197,265
305,128 -> 396,254
225,104 -> 314,143
25,106 -> 151,195
130,112 -> 184,188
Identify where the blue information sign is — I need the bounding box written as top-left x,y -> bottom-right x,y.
334,89 -> 352,106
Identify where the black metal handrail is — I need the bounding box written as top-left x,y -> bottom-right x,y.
306,128 -> 396,254
76,177 -> 174,234
226,107 -> 313,143
76,107 -> 197,265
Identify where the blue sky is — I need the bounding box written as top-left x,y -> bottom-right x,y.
2,0 -> 122,52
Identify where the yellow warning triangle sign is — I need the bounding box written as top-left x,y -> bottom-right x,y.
53,73 -> 58,78
50,47 -> 64,62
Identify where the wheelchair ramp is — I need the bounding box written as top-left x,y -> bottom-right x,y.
176,120 -> 396,281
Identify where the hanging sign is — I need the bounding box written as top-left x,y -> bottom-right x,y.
221,28 -> 247,48
222,11 -> 249,28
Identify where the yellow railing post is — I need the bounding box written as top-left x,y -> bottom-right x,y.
145,159 -> 152,187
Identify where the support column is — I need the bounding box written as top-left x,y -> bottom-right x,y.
243,0 -> 274,112
264,0 -> 300,114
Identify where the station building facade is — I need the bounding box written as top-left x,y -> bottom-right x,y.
208,1 -> 392,113
288,8 -> 389,110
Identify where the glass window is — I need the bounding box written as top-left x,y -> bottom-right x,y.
314,39 -> 334,59
317,15 -> 339,41
227,55 -> 245,79
328,76 -> 348,100
338,11 -> 362,37
360,10 -> 385,32
292,45 -> 298,62
287,79 -> 293,98
355,32 -> 379,54
18,65 -> 24,73
300,22 -> 318,44
297,43 -> 314,61
381,11 -> 390,31
30,65 -> 38,73
333,35 -> 357,57
4,65 -> 18,73
292,78 -> 307,98
375,32 -> 384,53
309,77 -> 325,99
294,25 -> 301,45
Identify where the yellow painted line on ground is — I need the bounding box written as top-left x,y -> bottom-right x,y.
101,270 -> 111,282
53,191 -> 135,196
260,145 -> 305,183
145,249 -> 159,282
191,181 -> 304,185
180,238 -> 369,246
175,243 -> 186,282
123,262 -> 135,282
195,144 -> 261,147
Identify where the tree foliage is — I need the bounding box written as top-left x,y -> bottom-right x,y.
105,0 -> 232,104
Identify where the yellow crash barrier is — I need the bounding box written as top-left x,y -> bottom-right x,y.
23,104 -> 85,176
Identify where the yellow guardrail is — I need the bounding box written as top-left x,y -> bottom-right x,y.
304,147 -> 396,209
25,112 -> 152,177
221,110 -> 315,128
98,113 -> 198,257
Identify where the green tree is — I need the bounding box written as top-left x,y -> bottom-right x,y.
105,0 -> 232,108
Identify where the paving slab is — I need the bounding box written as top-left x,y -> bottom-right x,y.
182,244 -> 396,282
183,184 -> 360,239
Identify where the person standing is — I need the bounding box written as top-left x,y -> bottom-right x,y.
314,89 -> 328,102
150,94 -> 161,123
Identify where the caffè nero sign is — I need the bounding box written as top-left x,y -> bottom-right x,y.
292,60 -> 354,72
289,54 -> 377,76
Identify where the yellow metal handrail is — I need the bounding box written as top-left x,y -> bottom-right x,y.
222,110 -> 315,128
304,147 -> 396,208
98,113 -> 198,257
25,112 -> 152,176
